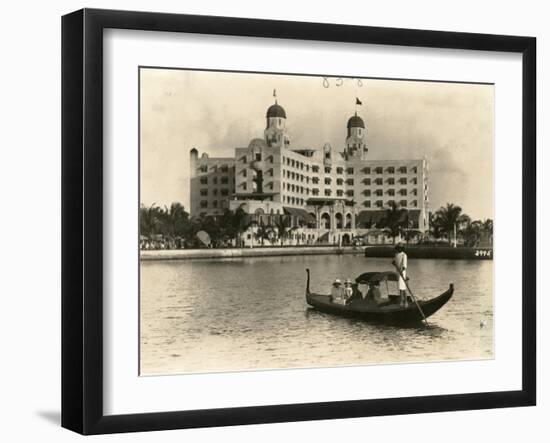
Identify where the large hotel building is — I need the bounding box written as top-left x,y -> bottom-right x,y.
190,99 -> 429,245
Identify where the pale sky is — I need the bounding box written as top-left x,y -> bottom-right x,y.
140,68 -> 494,220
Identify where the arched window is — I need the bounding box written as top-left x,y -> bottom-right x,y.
321,213 -> 331,229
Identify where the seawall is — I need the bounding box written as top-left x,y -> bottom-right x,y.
365,245 -> 493,260
140,246 -> 364,261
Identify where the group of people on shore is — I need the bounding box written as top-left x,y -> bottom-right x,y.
329,243 -> 409,308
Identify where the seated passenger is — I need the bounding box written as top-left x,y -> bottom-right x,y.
330,279 -> 345,304
365,281 -> 383,305
343,278 -> 354,303
345,281 -> 363,304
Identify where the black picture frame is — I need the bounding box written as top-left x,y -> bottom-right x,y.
62,8 -> 536,435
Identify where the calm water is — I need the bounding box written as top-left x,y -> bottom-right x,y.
140,255 -> 493,375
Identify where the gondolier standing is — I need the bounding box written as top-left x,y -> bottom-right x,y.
393,243 -> 408,308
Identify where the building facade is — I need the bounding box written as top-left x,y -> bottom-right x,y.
189,99 -> 429,245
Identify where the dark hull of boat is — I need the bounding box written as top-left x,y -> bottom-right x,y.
306,285 -> 454,325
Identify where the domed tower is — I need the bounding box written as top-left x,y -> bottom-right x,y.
264,100 -> 290,148
346,112 -> 368,159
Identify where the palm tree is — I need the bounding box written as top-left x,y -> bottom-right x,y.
427,212 -> 442,242
482,219 -> 494,245
460,219 -> 483,247
162,202 -> 190,238
382,202 -> 408,244
253,219 -> 275,246
139,204 -> 163,238
433,203 -> 464,246
231,206 -> 248,247
273,215 -> 292,245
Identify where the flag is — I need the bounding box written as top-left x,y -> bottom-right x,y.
356,97 -> 362,105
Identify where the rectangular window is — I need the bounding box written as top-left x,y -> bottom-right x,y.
199,165 -> 208,173
221,189 -> 229,196
336,178 -> 343,186
346,167 -> 354,174
400,200 -> 407,207
324,189 -> 331,196
400,189 -> 408,196
388,189 -> 395,196
364,201 -> 371,208
375,167 -> 383,174
213,201 -> 218,208
336,167 -> 343,174
346,190 -> 354,197
375,178 -> 383,185
200,177 -> 208,185
325,178 -> 331,185
255,152 -> 262,161
347,179 -> 354,185
200,200 -> 208,208
400,166 -> 408,173
387,178 -> 395,185
221,165 -> 228,173
364,178 -> 371,185
364,190 -> 371,196
200,189 -> 208,196
376,189 -> 383,196
400,178 -> 407,185
337,190 -> 343,197
221,177 -> 228,184
387,167 -> 395,174
324,166 -> 331,174
364,167 -> 371,174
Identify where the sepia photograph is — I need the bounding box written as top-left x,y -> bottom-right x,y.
139,67 -> 494,376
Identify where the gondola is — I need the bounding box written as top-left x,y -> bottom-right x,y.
305,269 -> 453,325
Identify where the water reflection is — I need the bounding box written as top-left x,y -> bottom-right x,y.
140,255 -> 493,375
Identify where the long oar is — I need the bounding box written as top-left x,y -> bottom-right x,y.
392,263 -> 430,327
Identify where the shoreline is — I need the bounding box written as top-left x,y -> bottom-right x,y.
140,245 -> 493,261
140,246 -> 363,260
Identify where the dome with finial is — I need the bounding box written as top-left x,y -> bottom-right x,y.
266,102 -> 286,119
347,113 -> 365,129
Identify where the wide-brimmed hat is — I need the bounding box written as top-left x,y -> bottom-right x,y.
333,278 -> 342,285
345,278 -> 352,284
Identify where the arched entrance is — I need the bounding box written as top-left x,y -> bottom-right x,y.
342,233 -> 351,245
345,213 -> 352,229
335,213 -> 343,229
321,213 -> 331,229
